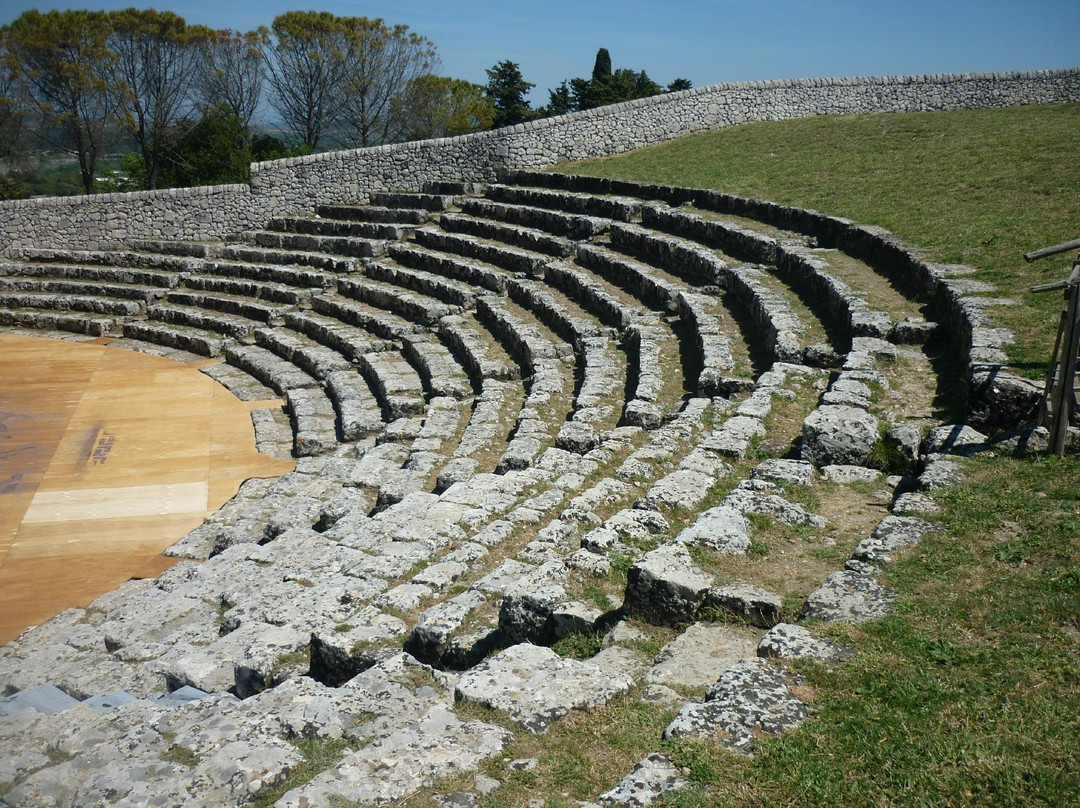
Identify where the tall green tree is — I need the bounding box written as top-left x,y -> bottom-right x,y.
484,60 -> 535,128
1,9 -> 113,194
394,74 -> 493,141
554,48 -> 674,115
666,77 -> 692,93
264,10 -> 352,150
339,18 -> 438,147
106,9 -> 213,190
544,80 -> 573,117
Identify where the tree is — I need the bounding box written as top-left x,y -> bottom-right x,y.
394,74 -> 493,141
197,28 -> 268,139
553,48 -> 673,115
106,9 -> 213,190
544,80 -> 573,117
484,60 -> 535,128
585,47 -> 616,109
667,78 -> 692,93
159,103 -> 250,187
2,9 -> 113,194
264,11 -> 353,150
339,18 -> 438,147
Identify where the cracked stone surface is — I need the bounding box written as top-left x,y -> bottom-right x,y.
799,571 -> 896,623
598,754 -> 688,807
454,644 -> 633,733
662,658 -> 810,753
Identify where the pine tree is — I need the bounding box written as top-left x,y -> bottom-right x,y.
484,60 -> 534,128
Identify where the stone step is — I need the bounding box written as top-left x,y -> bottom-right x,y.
608,222 -> 725,288
0,291 -> 143,317
219,244 -> 357,274
387,243 -> 509,294
544,260 -> 653,331
0,258 -> 182,287
243,230 -> 385,259
198,259 -> 335,290
437,212 -> 575,258
485,182 -> 643,222
677,291 -> 737,396
283,310 -> 389,363
121,320 -> 226,357
363,260 -> 480,309
475,295 -> 564,374
0,276 -> 167,304
401,334 -> 474,400
369,191 -> 456,211
225,343 -> 321,397
181,274 -> 313,306
147,304 -> 260,341
412,227 -> 552,277
0,308 -> 116,336
641,203 -> 780,265
286,386 -> 341,456
253,327 -> 355,381
165,290 -> 289,324
325,369 -> 385,441
576,243 -> 682,313
507,278 -> 606,349
459,197 -> 611,240
316,204 -> 429,225
9,247 -> 201,274
437,314 -> 520,384
310,293 -> 421,341
128,239 -> 220,259
268,216 -> 411,241
357,350 -> 427,419
423,180 -> 482,195
336,276 -> 461,326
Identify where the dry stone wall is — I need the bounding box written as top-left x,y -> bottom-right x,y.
1,68 -> 1078,251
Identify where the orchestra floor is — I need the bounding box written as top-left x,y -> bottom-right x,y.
0,333 -> 293,644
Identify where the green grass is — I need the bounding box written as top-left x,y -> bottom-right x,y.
559,103 -> 1080,377
644,455 -> 1079,807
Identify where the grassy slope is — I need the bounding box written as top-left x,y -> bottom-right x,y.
560,103 -> 1080,377
534,107 -> 1079,806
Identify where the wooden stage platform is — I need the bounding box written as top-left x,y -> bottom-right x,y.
0,333 -> 294,644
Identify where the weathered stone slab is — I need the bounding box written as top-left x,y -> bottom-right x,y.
799,571 -> 895,623
598,754 -> 688,807
623,544 -> 713,625
852,515 -> 944,565
638,469 -> 716,511
802,405 -> 879,467
820,464 -> 883,484
751,458 -> 815,487
924,424 -> 989,456
644,622 -> 757,688
277,706 -> 512,806
757,623 -> 854,661
662,658 -> 809,753
674,505 -> 750,554
454,644 -> 633,733
704,585 -> 782,628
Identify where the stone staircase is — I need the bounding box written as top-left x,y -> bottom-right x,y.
0,173 -> 1005,807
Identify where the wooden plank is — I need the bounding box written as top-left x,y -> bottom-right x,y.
0,333 -> 294,643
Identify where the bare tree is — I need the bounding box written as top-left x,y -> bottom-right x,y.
340,19 -> 438,147
106,9 -> 212,190
198,28 -> 268,138
264,11 -> 352,150
2,9 -> 113,194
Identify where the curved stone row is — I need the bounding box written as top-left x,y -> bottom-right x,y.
0,173 -> 992,808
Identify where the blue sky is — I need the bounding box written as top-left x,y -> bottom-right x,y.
3,1 -> 1078,104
